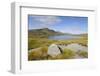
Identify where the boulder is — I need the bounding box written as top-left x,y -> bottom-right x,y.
48,44 -> 61,57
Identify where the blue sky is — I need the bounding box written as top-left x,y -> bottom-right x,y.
28,15 -> 88,34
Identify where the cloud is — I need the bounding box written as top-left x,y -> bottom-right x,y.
30,15 -> 61,29
60,25 -> 87,34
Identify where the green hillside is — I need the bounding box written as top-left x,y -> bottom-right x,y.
28,28 -> 63,38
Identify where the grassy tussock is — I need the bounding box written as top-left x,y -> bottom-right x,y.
28,36 -> 88,60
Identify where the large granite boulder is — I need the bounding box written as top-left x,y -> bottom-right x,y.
48,44 -> 61,57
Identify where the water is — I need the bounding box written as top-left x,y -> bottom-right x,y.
48,35 -> 81,40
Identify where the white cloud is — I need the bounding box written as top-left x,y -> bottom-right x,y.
31,15 -> 61,29
60,25 -> 87,34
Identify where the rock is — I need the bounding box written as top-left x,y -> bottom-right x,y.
66,43 -> 88,52
48,44 -> 61,57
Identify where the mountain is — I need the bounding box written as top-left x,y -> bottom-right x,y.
28,28 -> 88,38
73,33 -> 88,37
28,28 -> 63,38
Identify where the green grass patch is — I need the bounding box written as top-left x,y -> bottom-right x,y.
78,51 -> 88,58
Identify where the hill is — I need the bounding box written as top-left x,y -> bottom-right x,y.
28,28 -> 88,38
28,28 -> 63,38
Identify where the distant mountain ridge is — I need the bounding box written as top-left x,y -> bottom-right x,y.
28,28 -> 87,38
28,28 -> 63,38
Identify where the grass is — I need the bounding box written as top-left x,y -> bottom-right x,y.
48,48 -> 76,59
28,46 -> 87,60
78,51 -> 88,58
28,48 -> 42,60
28,36 -> 88,50
62,48 -> 76,59
28,46 -> 48,60
28,36 -> 88,60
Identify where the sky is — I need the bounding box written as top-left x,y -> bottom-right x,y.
28,15 -> 88,34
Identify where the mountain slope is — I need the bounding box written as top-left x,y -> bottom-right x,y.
28,28 -> 63,38
28,28 -> 88,38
